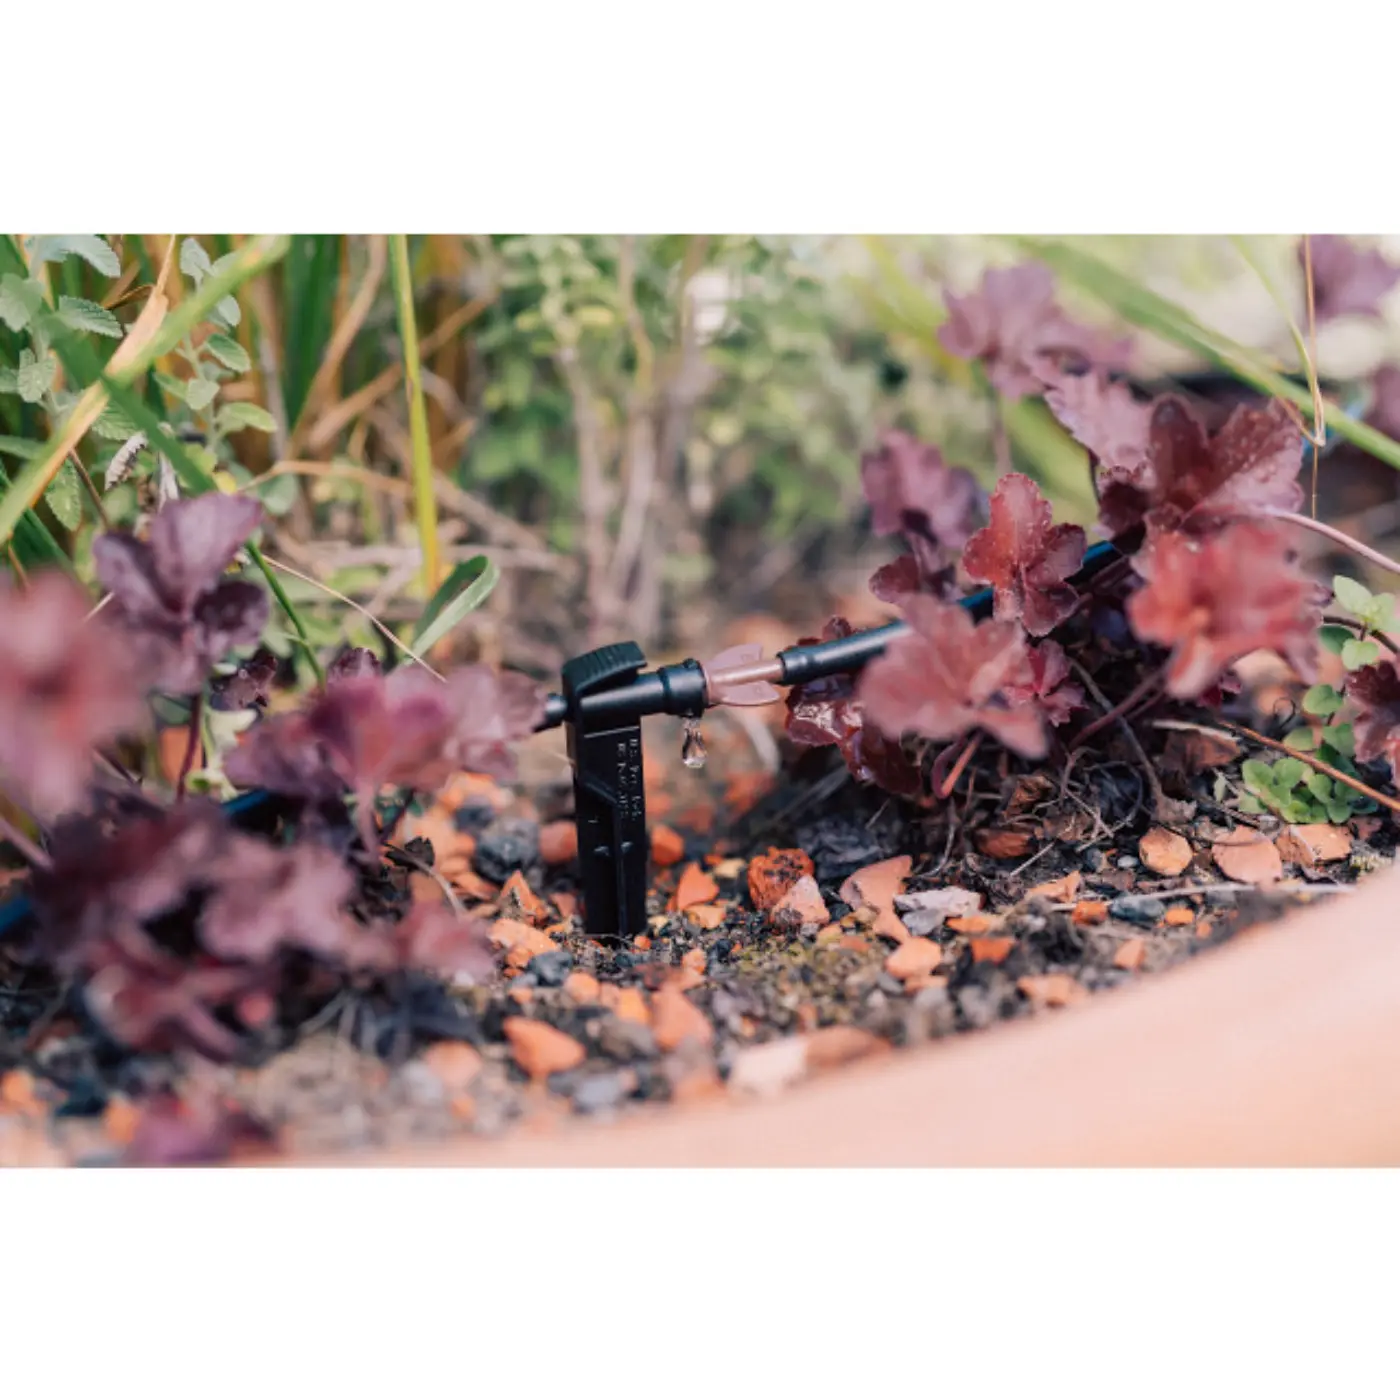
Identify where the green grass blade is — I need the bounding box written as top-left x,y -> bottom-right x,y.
389,234 -> 441,595
281,234 -> 342,427
412,554 -> 500,654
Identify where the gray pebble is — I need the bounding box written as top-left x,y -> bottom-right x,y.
1116,855 -> 1139,870
571,1071 -> 636,1114
527,948 -> 573,987
1110,895 -> 1166,926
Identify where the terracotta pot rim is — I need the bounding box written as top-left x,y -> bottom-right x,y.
276,868 -> 1400,1168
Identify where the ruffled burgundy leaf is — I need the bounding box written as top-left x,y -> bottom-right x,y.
1125,521 -> 1320,699
858,597 -> 1046,758
868,553 -> 924,607
225,665 -> 545,813
147,493 -> 265,612
0,571 -> 148,819
1304,235 -> 1400,324
93,495 -> 268,695
1347,658 -> 1400,781
210,647 -> 278,711
962,473 -> 1086,636
1003,639 -> 1085,727
784,618 -> 921,797
938,262 -> 1130,400
1043,370 -> 1151,476
1098,396 -> 1303,540
327,647 -> 381,686
860,431 -> 984,598
385,904 -> 496,982
199,839 -> 356,964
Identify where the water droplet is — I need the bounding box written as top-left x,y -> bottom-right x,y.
681,717 -> 707,769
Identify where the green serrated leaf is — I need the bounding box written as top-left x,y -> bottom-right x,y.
1283,728 -> 1319,752
1333,574 -> 1375,616
204,332 -> 250,374
43,460 -> 83,529
91,401 -> 142,441
1325,801 -> 1354,825
1305,772 -> 1333,801
213,296 -> 241,329
28,235 -> 120,277
1281,799 -> 1314,823
1324,722 -> 1355,757
1341,638 -> 1381,670
413,555 -> 501,654
1241,759 -> 1275,794
1237,794 -> 1266,814
17,349 -> 55,404
185,378 -> 219,412
180,238 -> 212,284
1271,757 -> 1307,790
57,295 -> 123,339
1318,624 -> 1352,656
1364,593 -> 1397,632
0,435 -> 41,459
1354,797 -> 1379,815
1302,683 -> 1345,717
217,401 -> 276,434
155,371 -> 188,404
0,273 -> 44,332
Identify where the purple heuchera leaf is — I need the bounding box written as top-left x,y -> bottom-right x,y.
962,473 -> 1086,636
1098,396 -> 1303,541
1304,235 -> 1400,324
1126,521 -> 1320,699
858,597 -> 1046,758
327,647 -> 381,686
1003,639 -> 1085,727
784,618 -> 922,797
0,571 -> 149,819
939,262 -> 1130,400
199,839 -> 356,964
93,494 -> 270,694
209,647 -> 278,712
860,431 -> 985,598
1043,370 -> 1151,477
1346,658 -> 1400,781
225,664 -> 546,818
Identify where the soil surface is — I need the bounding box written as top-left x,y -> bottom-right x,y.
0,690 -> 1392,1166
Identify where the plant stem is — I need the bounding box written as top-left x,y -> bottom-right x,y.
935,732 -> 983,799
388,234 -> 440,598
1264,509 -> 1400,578
175,694 -> 204,802
1322,614 -> 1399,654
1071,667 -> 1163,748
245,540 -> 326,687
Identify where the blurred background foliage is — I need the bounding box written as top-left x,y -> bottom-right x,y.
5,233 -> 1400,686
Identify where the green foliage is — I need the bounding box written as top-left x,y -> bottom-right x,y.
27,235 -> 120,277
413,555 -> 500,653
463,235 -> 885,548
1239,754 -> 1376,825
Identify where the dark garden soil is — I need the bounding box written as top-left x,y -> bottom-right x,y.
1,673 -> 1389,1167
